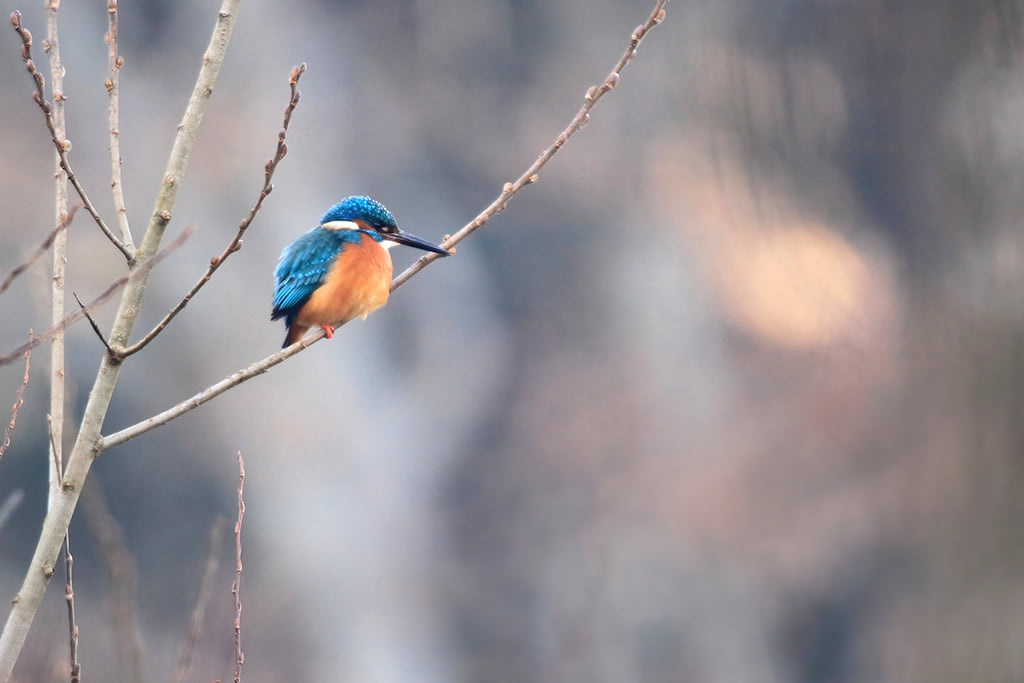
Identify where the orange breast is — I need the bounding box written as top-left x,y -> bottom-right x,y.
295,233 -> 393,328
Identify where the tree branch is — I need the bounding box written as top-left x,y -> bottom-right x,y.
9,11 -> 133,262
232,452 -> 245,683
105,0 -> 134,250
63,536 -> 80,683
44,0 -> 70,523
0,204 -> 78,298
73,292 -> 114,355
98,0 -> 670,451
0,331 -> 31,463
0,226 -> 194,368
0,1 -> 242,675
120,63 -> 307,358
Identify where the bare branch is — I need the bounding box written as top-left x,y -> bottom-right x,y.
99,0 -> 670,450
0,226 -> 194,368
73,292 -> 114,355
390,0 -> 669,293
0,2 -> 242,673
232,453 -> 245,683
101,332 -> 317,450
63,536 -> 80,683
0,204 -> 79,298
105,0 -> 133,249
121,63 -> 307,358
173,518 -> 227,683
9,11 -> 133,262
0,331 -> 31,462
80,478 -> 144,683
45,0 -> 71,521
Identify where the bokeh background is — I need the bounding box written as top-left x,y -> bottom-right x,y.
2,0 -> 1023,681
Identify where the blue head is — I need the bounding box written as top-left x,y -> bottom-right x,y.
321,196 -> 398,232
319,195 -> 450,256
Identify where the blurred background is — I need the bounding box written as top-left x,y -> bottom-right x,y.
1,0 -> 1023,680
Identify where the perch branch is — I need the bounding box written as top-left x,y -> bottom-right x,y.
0,204 -> 78,298
120,63 -> 307,358
10,11 -> 133,262
98,0 -> 670,450
0,332 -> 31,462
0,226 -> 194,368
105,0 -> 134,249
0,2 -> 241,675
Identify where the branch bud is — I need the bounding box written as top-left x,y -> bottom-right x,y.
632,26 -> 644,41
10,11 -> 20,30
654,8 -> 666,23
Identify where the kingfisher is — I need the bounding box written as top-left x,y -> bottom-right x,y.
272,195 -> 450,347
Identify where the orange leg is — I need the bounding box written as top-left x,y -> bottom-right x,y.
319,323 -> 335,339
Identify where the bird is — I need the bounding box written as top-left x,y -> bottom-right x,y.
272,195 -> 450,347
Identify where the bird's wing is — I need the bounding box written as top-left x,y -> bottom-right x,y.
272,228 -> 354,320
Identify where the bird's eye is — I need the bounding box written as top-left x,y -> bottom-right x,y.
379,224 -> 397,234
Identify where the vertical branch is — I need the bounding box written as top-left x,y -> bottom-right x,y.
0,2 -> 242,678
232,453 -> 245,683
63,536 -> 79,683
44,0 -> 68,514
0,331 -> 31,462
105,0 -> 133,249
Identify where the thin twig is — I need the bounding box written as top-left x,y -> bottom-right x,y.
46,415 -> 62,485
9,11 -> 133,262
0,204 -> 78,298
121,63 -> 307,358
98,0 -> 670,451
64,535 -> 80,683
0,2 -> 242,676
232,453 -> 245,683
73,292 -> 114,355
172,518 -> 227,683
0,331 -> 31,462
105,0 -> 133,249
0,490 -> 25,533
0,226 -> 194,368
390,0 -> 669,293
44,0 -> 70,521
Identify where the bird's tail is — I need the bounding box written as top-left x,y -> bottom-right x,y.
283,323 -> 309,348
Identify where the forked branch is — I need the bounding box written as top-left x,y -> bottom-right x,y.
119,64 -> 307,358
9,11 -> 133,262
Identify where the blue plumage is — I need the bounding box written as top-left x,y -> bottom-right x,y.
272,228 -> 375,324
320,196 -> 396,228
272,195 -> 450,346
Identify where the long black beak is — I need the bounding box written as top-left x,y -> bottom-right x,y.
386,229 -> 451,256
